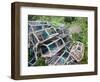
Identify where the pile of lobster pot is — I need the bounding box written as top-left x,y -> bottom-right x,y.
28,21 -> 84,66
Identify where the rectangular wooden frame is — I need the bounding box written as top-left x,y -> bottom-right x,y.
11,2 -> 98,80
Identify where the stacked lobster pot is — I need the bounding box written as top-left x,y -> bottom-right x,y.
28,21 -> 84,66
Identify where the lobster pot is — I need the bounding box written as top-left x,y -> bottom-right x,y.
56,26 -> 70,36
70,42 -> 84,62
47,49 -> 70,65
28,47 -> 37,66
28,21 -> 59,43
40,38 -> 65,58
28,32 -> 38,66
28,33 -> 38,48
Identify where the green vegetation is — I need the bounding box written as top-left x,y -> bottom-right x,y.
28,15 -> 88,64
28,15 -> 75,27
34,57 -> 47,66
71,18 -> 88,64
